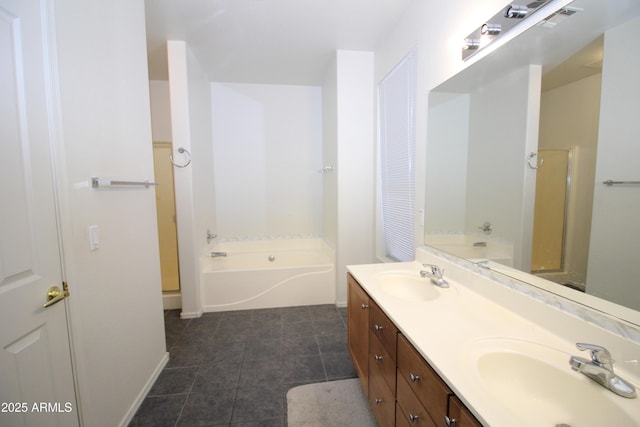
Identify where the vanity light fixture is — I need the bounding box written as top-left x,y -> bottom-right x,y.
481,23 -> 502,35
461,0 -> 574,60
504,4 -> 529,19
463,38 -> 481,50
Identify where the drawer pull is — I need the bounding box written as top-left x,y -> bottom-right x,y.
374,354 -> 383,362
375,398 -> 383,405
409,373 -> 420,382
409,413 -> 419,423
445,415 -> 457,426
361,303 -> 369,309
374,324 -> 384,332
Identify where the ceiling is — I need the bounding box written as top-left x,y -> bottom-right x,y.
145,0 -> 414,85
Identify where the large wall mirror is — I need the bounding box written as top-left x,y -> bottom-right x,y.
424,0 -> 640,326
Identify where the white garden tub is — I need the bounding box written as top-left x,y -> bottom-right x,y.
200,238 -> 335,312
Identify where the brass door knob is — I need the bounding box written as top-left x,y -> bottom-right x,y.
43,285 -> 68,308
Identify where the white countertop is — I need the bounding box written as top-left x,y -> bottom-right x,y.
347,249 -> 640,427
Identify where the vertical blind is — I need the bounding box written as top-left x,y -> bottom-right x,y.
378,50 -> 417,261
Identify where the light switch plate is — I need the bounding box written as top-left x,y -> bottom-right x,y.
88,225 -> 99,251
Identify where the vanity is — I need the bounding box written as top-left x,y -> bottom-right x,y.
347,247 -> 640,427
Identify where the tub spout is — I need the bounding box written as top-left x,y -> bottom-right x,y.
210,251 -> 227,257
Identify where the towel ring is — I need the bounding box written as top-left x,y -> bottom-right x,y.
527,152 -> 543,169
170,147 -> 191,168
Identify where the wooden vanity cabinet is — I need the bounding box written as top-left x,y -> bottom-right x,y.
397,334 -> 451,426
369,300 -> 398,427
348,274 -> 482,427
446,396 -> 482,427
396,374 -> 436,427
370,299 -> 398,357
348,273 -> 370,395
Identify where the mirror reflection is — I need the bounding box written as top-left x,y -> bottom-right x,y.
424,0 -> 640,319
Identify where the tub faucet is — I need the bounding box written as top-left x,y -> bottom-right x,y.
210,251 -> 227,257
569,343 -> 637,398
420,263 -> 449,288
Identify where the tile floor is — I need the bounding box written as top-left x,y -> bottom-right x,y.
129,304 -> 356,426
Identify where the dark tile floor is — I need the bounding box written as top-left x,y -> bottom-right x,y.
129,304 -> 356,426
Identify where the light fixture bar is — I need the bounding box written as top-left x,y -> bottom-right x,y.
504,4 -> 529,19
463,39 -> 481,50
461,0 -> 574,60
481,23 -> 502,35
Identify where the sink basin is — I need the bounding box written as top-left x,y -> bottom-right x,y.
374,272 -> 454,301
470,339 -> 638,426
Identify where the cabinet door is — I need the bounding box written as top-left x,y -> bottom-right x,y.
347,273 -> 369,395
398,334 -> 451,426
447,395 -> 482,427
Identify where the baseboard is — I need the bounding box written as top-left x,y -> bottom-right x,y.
162,292 -> 182,310
180,309 -> 203,319
118,351 -> 169,427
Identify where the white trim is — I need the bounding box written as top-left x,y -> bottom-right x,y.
180,310 -> 203,319
162,292 -> 182,310
118,352 -> 169,427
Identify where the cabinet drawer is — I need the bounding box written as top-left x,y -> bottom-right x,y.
369,299 -> 398,358
397,334 -> 451,426
447,395 -> 482,427
396,373 -> 437,427
369,332 -> 396,393
369,368 -> 395,427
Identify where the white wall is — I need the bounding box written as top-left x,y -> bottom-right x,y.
334,50 -> 376,304
374,0 -> 508,258
322,58 -> 338,252
53,1 -> 166,425
587,15 -> 640,310
167,41 -> 216,318
210,83 -> 323,238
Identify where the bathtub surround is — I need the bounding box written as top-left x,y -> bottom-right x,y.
211,83 -> 323,238
152,49 -> 377,315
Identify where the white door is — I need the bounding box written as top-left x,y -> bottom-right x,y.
0,1 -> 78,426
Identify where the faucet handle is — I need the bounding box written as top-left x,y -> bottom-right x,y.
576,343 -> 613,368
422,263 -> 443,277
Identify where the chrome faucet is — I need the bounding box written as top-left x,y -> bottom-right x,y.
209,251 -> 227,257
420,263 -> 449,288
569,343 -> 637,398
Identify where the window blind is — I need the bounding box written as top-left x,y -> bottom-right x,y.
378,50 -> 417,261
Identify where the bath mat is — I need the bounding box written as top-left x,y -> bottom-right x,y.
286,378 -> 376,426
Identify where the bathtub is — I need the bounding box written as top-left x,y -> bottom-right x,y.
200,238 -> 336,312
424,234 -> 514,266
